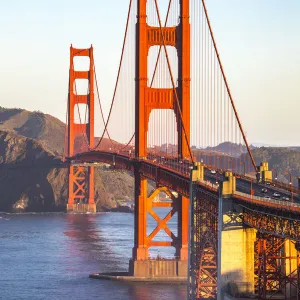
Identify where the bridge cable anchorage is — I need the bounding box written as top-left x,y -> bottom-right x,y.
93,0 -> 133,151
154,0 -> 194,163
93,65 -> 115,150
201,0 -> 257,172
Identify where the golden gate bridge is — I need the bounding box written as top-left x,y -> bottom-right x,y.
63,0 -> 300,299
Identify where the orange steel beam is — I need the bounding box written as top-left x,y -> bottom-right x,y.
177,0 -> 191,160
134,0 -> 190,262
67,45 -> 95,207
132,173 -> 179,260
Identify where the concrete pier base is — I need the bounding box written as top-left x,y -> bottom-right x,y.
89,271 -> 186,283
220,227 -> 256,297
67,204 -> 97,213
129,259 -> 188,278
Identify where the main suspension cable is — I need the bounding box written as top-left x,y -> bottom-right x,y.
93,0 -> 133,150
94,65 -> 114,149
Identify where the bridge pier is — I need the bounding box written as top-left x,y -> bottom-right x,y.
130,168 -> 188,278
218,189 -> 256,298
220,223 -> 256,296
67,165 -> 96,213
67,203 -> 96,213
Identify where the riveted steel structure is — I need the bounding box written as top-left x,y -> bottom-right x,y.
67,46 -> 96,213
255,234 -> 300,300
132,0 -> 191,269
188,180 -> 219,300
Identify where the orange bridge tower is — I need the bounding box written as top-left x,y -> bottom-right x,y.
130,0 -> 190,277
67,45 -> 96,213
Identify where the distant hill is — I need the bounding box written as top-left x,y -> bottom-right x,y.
0,107 -> 122,155
0,107 -> 134,212
251,147 -> 300,184
0,107 -> 65,156
152,142 -> 247,158
205,142 -> 247,157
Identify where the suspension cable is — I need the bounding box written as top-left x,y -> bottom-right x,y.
94,65 -> 114,149
201,0 -> 257,172
93,0 -> 133,150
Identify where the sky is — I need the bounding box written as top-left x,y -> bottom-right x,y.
0,0 -> 299,146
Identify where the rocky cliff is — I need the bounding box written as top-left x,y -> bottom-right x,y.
0,108 -> 134,212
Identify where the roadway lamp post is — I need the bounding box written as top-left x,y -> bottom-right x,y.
207,153 -> 213,167
272,168 -> 278,181
228,158 -> 232,171
228,157 -> 234,172
205,153 -> 209,166
250,179 -> 254,197
240,161 -> 245,176
285,171 -> 293,203
216,171 -> 222,186
217,156 -> 222,171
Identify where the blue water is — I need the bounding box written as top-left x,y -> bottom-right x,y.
0,212 -> 186,300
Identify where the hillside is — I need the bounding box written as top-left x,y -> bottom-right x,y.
205,142 -> 247,157
0,107 -> 134,212
0,107 -> 65,156
252,147 -> 300,184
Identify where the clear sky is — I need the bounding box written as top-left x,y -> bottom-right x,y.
0,0 -> 299,146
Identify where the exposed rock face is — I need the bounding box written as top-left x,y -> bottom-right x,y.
0,107 -> 134,212
0,130 -> 62,211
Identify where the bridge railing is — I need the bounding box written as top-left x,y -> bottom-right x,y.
269,179 -> 300,195
234,191 -> 300,212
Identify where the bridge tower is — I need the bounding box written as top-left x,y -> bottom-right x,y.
67,45 -> 96,213
131,0 -> 190,277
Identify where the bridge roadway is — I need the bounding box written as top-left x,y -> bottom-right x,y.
69,150 -> 300,242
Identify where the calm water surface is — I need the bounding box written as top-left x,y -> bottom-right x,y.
0,212 -> 186,300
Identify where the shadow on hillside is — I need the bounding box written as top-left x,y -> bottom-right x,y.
0,167 -> 57,212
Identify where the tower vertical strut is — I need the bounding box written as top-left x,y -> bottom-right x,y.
131,0 -> 191,277
67,45 -> 96,213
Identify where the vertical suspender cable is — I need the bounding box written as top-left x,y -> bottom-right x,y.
201,0 -> 257,172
